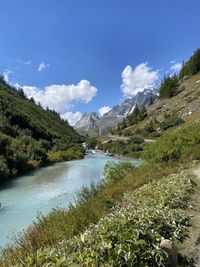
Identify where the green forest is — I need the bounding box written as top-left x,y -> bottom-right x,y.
0,77 -> 84,182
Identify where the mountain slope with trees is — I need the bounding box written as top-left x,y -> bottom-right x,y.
0,77 -> 84,182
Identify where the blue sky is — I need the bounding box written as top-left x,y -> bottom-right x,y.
0,0 -> 200,125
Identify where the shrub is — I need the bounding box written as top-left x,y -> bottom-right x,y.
143,124 -> 200,163
0,156 -> 9,179
160,115 -> 183,131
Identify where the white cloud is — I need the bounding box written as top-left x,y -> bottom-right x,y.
3,69 -> 15,83
121,63 -> 159,97
17,59 -> 31,65
3,70 -> 96,123
38,62 -> 50,72
61,111 -> 82,126
98,106 -> 112,117
170,62 -> 182,73
22,80 -> 97,113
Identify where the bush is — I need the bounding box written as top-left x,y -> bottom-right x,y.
143,124 -> 200,163
0,156 -> 9,179
160,115 -> 183,131
85,137 -> 98,149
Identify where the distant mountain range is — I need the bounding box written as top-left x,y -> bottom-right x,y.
75,89 -> 158,136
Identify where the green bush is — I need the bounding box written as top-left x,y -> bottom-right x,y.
143,124 -> 200,162
0,156 -> 9,179
160,115 -> 183,131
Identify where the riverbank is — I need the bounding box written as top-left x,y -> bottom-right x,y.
18,172 -> 196,266
0,147 -> 85,185
0,160 -> 176,266
2,124 -> 200,266
0,152 -> 137,248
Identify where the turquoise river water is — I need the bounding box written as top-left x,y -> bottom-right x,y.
0,152 -> 140,248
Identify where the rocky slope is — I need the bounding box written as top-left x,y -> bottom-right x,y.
120,72 -> 200,136
75,88 -> 157,136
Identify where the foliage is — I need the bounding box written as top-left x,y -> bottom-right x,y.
179,48 -> 200,79
134,120 -> 159,138
118,104 -> 147,131
159,74 -> 178,98
85,137 -> 98,149
47,147 -> 84,163
0,161 -> 177,266
0,79 -> 83,181
99,136 -> 144,157
3,174 -> 193,266
160,115 -> 184,131
143,124 -> 200,163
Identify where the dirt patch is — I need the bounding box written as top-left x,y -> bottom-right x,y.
178,167 -> 200,266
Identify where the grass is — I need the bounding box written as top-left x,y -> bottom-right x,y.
2,172 -> 195,266
0,161 -> 176,266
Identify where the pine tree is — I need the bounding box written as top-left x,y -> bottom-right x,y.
179,49 -> 200,79
159,75 -> 178,98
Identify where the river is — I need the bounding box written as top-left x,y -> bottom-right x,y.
0,152 -> 141,248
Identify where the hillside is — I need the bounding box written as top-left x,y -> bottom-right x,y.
122,72 -> 200,136
96,71 -> 200,159
0,78 -> 84,182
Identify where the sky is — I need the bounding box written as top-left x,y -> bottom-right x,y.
0,0 -> 200,125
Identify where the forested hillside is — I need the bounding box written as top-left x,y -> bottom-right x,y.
0,77 -> 84,182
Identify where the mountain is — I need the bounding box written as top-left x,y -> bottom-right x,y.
75,112 -> 99,130
0,77 -> 84,182
75,88 -> 157,136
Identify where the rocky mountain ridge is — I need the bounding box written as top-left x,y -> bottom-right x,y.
75,88 -> 158,136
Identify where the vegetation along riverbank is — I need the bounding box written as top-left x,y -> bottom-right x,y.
0,77 -> 84,183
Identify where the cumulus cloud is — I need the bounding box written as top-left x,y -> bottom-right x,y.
98,106 -> 112,117
22,80 -> 97,113
38,61 -> 50,72
121,63 -> 159,97
170,62 -> 182,73
3,69 -> 96,124
3,69 -> 15,83
61,111 -> 82,126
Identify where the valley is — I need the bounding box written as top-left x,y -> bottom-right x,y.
1,49 -> 200,266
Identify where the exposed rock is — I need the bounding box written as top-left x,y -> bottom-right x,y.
75,89 -> 158,136
160,239 -> 178,266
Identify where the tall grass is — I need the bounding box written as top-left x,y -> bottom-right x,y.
0,161 -> 176,266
